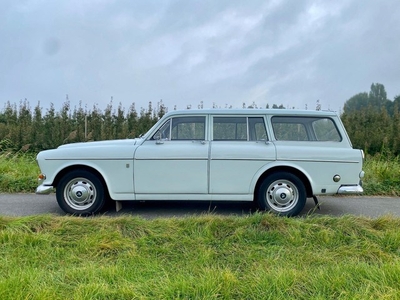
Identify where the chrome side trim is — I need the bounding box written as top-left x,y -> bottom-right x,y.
282,158 -> 361,164
36,185 -> 54,195
45,158 -> 132,161
337,185 -> 363,194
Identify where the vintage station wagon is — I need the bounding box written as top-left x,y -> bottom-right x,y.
36,109 -> 364,216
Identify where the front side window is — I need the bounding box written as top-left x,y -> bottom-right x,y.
152,116 -> 205,140
272,116 -> 341,141
152,120 -> 171,140
213,117 -> 268,141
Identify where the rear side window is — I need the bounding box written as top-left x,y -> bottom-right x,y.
213,117 -> 268,141
213,117 -> 247,140
271,116 -> 341,141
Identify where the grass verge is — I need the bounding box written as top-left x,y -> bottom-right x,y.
0,214 -> 399,299
362,153 -> 400,195
0,152 -> 38,192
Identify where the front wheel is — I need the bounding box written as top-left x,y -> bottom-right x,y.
56,170 -> 106,215
257,172 -> 307,217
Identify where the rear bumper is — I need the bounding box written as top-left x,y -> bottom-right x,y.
36,184 -> 54,195
337,184 -> 363,194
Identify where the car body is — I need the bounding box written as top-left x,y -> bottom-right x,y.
36,109 -> 364,216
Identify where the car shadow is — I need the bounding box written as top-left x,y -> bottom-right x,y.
101,198 -> 322,218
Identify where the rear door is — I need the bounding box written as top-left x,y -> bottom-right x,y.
209,116 -> 276,194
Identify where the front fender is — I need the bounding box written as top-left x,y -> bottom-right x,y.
39,159 -> 135,200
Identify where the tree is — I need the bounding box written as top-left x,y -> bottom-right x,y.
1,102 -> 18,150
43,103 -> 57,148
58,101 -> 71,142
391,101 -> 400,154
343,92 -> 369,114
393,95 -> 400,110
156,100 -> 167,119
101,101 -> 113,140
369,83 -> 387,104
31,102 -> 44,149
343,83 -> 390,114
17,99 -> 32,149
88,104 -> 102,141
114,102 -> 127,139
137,102 -> 156,135
126,103 -> 138,138
71,101 -> 86,142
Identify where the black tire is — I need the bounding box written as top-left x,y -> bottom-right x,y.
56,170 -> 106,215
257,172 -> 307,217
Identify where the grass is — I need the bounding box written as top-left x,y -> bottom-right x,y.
0,151 -> 399,195
0,214 -> 399,299
0,152 -> 38,192
362,153 -> 400,196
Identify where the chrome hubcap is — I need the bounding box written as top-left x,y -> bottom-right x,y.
64,178 -> 96,210
266,179 -> 298,213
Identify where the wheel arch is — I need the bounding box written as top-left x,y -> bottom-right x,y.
254,166 -> 313,201
52,165 -> 111,199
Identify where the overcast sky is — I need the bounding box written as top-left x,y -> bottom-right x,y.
1,0 -> 399,114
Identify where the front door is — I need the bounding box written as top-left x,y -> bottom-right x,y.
134,115 -> 209,194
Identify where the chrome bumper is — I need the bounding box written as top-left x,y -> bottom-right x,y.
337,185 -> 363,194
36,184 -> 54,195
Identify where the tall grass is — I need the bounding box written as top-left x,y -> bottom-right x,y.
363,153 -> 400,195
0,152 -> 38,192
0,214 -> 399,299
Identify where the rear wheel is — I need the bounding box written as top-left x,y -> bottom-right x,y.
257,172 -> 306,217
56,170 -> 106,215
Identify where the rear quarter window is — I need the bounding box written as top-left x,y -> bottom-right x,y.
312,118 -> 341,141
271,116 -> 341,142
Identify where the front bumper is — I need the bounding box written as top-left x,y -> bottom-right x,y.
36,184 -> 54,195
337,184 -> 363,194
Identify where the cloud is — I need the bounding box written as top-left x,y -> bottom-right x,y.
0,0 -> 399,113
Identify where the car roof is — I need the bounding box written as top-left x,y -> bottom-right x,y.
163,109 -> 338,117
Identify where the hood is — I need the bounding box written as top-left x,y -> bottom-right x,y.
57,138 -> 141,149
38,138 -> 143,160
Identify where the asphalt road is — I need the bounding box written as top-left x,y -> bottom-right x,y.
0,193 -> 400,218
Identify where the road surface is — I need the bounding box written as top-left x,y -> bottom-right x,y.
0,194 -> 399,218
